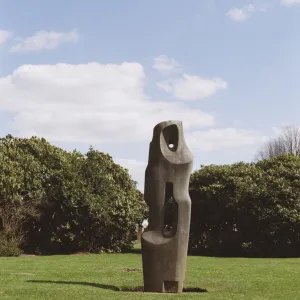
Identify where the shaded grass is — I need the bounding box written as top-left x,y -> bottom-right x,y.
0,249 -> 299,299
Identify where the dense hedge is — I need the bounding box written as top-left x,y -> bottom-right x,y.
189,155 -> 300,257
1,134 -> 300,257
0,135 -> 146,255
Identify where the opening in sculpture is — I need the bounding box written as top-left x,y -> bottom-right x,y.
163,182 -> 177,238
141,120 -> 193,293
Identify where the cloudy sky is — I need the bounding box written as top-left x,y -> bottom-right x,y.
1,0 -> 300,190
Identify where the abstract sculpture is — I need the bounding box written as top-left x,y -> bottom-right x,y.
141,120 -> 193,293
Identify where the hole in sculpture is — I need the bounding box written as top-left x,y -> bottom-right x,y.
162,124 -> 178,152
163,182 -> 178,238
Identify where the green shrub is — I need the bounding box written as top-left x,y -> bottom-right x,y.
0,135 -> 146,255
189,155 -> 300,257
0,234 -> 22,257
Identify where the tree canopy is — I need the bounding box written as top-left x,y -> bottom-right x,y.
1,134 -> 300,257
0,135 -> 146,256
189,155 -> 300,257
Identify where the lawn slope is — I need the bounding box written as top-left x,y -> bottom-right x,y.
0,253 -> 299,300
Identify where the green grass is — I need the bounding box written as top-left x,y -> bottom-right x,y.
0,248 -> 299,300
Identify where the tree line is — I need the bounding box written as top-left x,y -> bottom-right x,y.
189,125 -> 300,257
189,155 -> 300,257
0,125 -> 300,257
0,135 -> 146,256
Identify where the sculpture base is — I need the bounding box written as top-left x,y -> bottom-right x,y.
164,281 -> 183,293
144,281 -> 183,293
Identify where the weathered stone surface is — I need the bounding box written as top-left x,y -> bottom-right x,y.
141,120 -> 193,293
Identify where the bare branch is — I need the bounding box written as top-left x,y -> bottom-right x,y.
255,125 -> 300,161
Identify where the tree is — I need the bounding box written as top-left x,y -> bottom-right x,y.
24,145 -> 146,254
189,156 -> 300,257
0,135 -> 146,255
255,125 -> 300,161
0,135 -> 46,256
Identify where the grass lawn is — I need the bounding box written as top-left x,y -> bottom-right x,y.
0,246 -> 299,300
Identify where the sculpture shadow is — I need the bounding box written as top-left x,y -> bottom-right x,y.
183,287 -> 208,293
121,286 -> 208,293
27,280 -> 120,291
27,280 -> 208,293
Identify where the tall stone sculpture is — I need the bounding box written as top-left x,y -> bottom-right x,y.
141,120 -> 193,293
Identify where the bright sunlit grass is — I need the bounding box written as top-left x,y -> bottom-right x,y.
0,249 -> 299,300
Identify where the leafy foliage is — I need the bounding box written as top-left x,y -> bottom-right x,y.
189,155 -> 300,257
0,233 -> 22,257
2,133 -> 300,258
0,135 -> 145,255
0,135 -> 45,254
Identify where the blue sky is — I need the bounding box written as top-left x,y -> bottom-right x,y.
1,0 -> 300,189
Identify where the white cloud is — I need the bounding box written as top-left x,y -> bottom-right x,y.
0,30 -> 10,45
226,8 -> 250,22
226,3 -> 267,22
10,29 -> 79,53
0,62 -> 215,144
281,0 -> 300,5
153,55 -> 181,75
116,158 -> 146,191
116,129 -> 267,188
158,74 -> 227,100
246,4 -> 256,12
0,60 -> 266,190
154,56 -> 228,100
186,128 -> 268,151
271,126 -> 282,136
